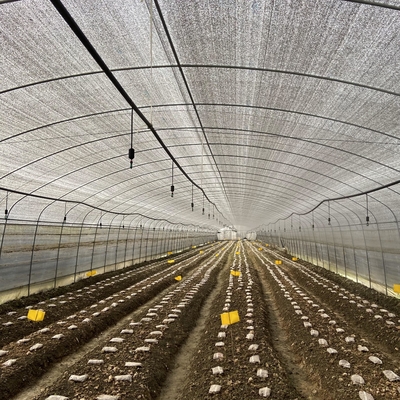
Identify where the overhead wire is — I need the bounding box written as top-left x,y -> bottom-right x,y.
153,0 -> 235,224
48,0 -> 231,227
0,186 -> 207,230
264,177 -> 400,229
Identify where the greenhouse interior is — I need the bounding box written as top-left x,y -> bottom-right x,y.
1,1 -> 400,399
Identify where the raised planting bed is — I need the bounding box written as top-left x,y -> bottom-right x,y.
0,243 -> 225,398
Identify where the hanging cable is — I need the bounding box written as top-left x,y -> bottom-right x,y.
200,140 -> 204,187
171,161 -> 175,197
5,191 -> 8,219
128,108 -> 135,168
191,185 -> 194,211
328,201 -> 331,225
149,0 -> 154,125
153,0 -> 233,221
49,0 -> 231,227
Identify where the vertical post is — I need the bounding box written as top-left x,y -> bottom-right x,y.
28,218 -> 41,296
28,204 -> 52,296
54,216 -> 66,288
123,223 -> 131,268
330,222 -> 339,274
115,221 -> 123,271
0,210 -> 10,270
74,211 -> 92,283
104,216 -> 116,273
90,217 -> 102,274
131,217 -> 139,264
138,224 -> 145,263
131,224 -> 139,264
144,223 -> 152,261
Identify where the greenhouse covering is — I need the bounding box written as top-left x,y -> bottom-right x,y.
1,0 -> 400,299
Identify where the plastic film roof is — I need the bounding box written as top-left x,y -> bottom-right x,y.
1,0 -> 400,232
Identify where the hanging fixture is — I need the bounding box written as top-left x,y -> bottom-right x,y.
328,201 -> 331,225
4,192 -> 8,219
63,202 -> 67,223
191,185 -> 194,211
128,108 -> 135,168
171,161 -> 175,197
202,195 -> 205,215
366,194 -> 370,226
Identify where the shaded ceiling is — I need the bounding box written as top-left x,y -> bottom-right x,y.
1,0 -> 399,233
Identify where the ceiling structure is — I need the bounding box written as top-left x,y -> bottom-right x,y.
1,0 -> 399,234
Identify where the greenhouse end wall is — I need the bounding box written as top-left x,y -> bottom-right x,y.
0,221 -> 216,304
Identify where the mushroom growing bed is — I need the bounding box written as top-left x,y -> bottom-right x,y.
0,242 -> 227,399
1,241 -> 399,400
250,245 -> 400,400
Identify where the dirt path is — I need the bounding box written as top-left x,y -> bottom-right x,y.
253,262 -> 321,400
158,262 -> 226,400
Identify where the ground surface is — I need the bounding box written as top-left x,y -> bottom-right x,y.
1,241 -> 399,400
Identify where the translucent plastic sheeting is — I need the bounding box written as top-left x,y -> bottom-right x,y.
259,185 -> 400,295
0,221 -> 214,302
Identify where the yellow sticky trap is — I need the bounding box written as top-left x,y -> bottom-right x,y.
27,309 -> 45,322
292,257 -> 298,261
275,260 -> 282,265
265,243 -> 269,247
167,251 -> 173,255
220,310 -> 240,326
192,246 -> 197,249
258,247 -> 263,251
230,270 -> 241,277
394,284 -> 400,294
167,260 -> 175,264
175,276 -> 182,281
86,270 -> 97,277
236,251 -> 240,255
215,253 -> 219,257
199,250 -> 204,254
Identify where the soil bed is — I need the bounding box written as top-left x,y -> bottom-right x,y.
0,244 -> 223,399
175,242 -> 302,400
256,245 -> 400,399
1,241 -> 399,400
34,244 -> 232,399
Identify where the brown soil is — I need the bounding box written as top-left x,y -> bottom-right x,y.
0,241 -> 399,400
